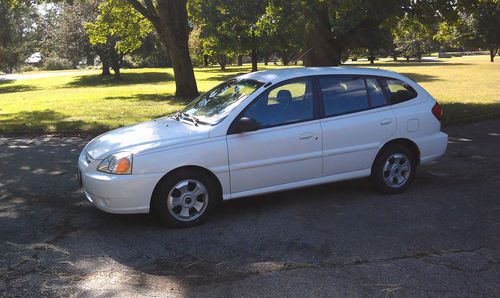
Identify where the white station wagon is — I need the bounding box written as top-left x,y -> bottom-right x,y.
78,67 -> 448,227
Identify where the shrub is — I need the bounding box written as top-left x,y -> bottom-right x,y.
20,64 -> 39,72
43,57 -> 74,70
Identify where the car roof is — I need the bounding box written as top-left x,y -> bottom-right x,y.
236,67 -> 406,83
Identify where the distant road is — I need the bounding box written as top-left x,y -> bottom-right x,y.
0,70 -> 94,81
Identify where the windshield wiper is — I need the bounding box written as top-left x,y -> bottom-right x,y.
182,113 -> 199,126
173,111 -> 208,126
172,111 -> 182,121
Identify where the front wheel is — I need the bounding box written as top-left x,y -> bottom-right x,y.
371,145 -> 416,194
151,171 -> 217,227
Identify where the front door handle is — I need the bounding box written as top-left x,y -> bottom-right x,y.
299,132 -> 314,139
380,118 -> 393,125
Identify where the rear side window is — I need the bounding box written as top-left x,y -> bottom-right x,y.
382,78 -> 418,104
366,78 -> 388,108
319,76 -> 370,117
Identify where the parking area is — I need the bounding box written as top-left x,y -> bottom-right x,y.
1,119 -> 499,297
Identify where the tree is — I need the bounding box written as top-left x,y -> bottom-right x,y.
300,0 -> 404,66
188,0 -> 237,70
86,0 -> 153,78
472,1 -> 500,62
43,1 -> 97,69
189,0 -> 267,72
0,0 -> 34,72
349,27 -> 393,63
434,21 -> 465,51
0,0 -> 16,71
257,0 -> 304,65
299,0 -> 480,66
126,0 -> 198,98
393,16 -> 434,62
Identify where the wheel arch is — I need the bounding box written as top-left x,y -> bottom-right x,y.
375,138 -> 421,166
150,165 -> 224,210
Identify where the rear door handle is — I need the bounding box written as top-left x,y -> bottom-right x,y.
380,118 -> 393,125
299,132 -> 314,139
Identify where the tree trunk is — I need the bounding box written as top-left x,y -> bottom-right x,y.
100,55 -> 111,75
203,54 -> 209,67
282,53 -> 290,66
406,56 -> 410,63
110,51 -> 122,79
86,55 -> 94,66
264,52 -> 269,66
217,54 -> 227,70
102,62 -> 111,75
368,52 -> 375,64
490,48 -> 497,62
145,0 -> 199,98
237,55 -> 243,66
112,66 -> 120,79
302,4 -> 342,66
251,48 -> 258,72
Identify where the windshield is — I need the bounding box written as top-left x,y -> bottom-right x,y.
180,79 -> 264,125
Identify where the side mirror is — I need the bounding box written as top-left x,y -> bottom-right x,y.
235,116 -> 259,133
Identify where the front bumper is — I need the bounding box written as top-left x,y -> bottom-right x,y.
78,151 -> 163,214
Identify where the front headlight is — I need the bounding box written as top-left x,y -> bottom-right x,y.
97,152 -> 133,175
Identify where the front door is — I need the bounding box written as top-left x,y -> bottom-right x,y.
227,78 -> 323,195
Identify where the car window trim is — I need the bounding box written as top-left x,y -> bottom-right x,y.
227,76 -> 320,135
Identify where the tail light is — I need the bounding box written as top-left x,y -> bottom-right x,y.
432,102 -> 442,121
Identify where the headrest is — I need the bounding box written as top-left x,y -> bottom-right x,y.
276,90 -> 292,105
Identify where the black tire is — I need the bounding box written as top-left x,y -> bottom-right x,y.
151,170 -> 218,227
371,144 -> 416,194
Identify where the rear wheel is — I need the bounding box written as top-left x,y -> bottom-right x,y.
151,170 -> 217,227
371,145 -> 416,194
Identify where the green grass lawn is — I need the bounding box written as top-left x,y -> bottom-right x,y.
0,55 -> 498,134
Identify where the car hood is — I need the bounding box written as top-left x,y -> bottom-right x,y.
85,117 -> 210,159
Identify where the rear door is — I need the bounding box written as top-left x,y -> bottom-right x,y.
319,76 -> 397,176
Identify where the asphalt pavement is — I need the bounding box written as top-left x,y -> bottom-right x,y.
0,119 -> 499,297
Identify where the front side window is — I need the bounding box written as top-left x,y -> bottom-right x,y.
319,76 -> 370,117
382,78 -> 418,104
182,79 -> 263,125
244,79 -> 314,128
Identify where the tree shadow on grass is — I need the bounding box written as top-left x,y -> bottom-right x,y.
442,102 -> 500,126
197,66 -> 252,74
398,72 -> 440,83
0,81 -> 39,94
346,61 -> 468,68
0,109 -> 110,135
65,71 -> 173,88
201,72 -> 248,82
104,93 -> 193,105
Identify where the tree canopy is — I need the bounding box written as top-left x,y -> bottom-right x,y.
2,0 -> 498,90
85,0 -> 153,77
472,1 -> 500,61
